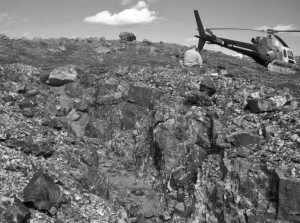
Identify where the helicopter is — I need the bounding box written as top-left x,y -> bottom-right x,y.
193,10 -> 300,73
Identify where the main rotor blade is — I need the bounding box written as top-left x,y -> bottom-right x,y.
208,28 -> 265,32
208,27 -> 300,34
274,30 -> 300,33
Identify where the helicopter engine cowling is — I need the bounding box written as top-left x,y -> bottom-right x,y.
251,38 -> 257,44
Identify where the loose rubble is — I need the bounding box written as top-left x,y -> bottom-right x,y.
0,34 -> 300,222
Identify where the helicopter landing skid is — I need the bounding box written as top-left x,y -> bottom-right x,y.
268,60 -> 299,74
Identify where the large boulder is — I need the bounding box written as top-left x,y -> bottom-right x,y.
46,65 -> 78,86
23,171 -> 64,211
119,32 -> 136,42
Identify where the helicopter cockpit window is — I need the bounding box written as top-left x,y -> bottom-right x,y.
288,51 -> 294,59
283,49 -> 287,58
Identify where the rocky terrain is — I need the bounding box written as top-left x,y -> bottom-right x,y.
1,33 -> 300,223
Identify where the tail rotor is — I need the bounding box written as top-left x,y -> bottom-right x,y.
194,10 -> 206,50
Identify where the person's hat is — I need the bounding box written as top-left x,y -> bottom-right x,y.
189,44 -> 197,49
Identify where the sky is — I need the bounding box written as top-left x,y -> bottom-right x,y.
0,0 -> 300,55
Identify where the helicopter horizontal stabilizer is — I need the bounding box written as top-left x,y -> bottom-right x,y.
194,10 -> 206,50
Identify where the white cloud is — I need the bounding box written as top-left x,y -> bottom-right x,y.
121,0 -> 157,5
84,1 -> 158,26
256,24 -> 298,31
133,1 -> 149,9
273,24 -> 298,30
256,24 -> 300,37
23,32 -> 30,36
255,25 -> 269,31
0,13 -> 9,22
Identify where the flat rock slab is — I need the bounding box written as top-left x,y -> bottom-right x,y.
47,65 -> 78,87
128,85 -> 159,110
227,131 -> 261,147
247,99 -> 277,113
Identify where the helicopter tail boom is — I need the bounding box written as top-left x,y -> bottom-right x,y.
194,10 -> 206,50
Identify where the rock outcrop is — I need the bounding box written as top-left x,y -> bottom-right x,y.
0,36 -> 300,222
